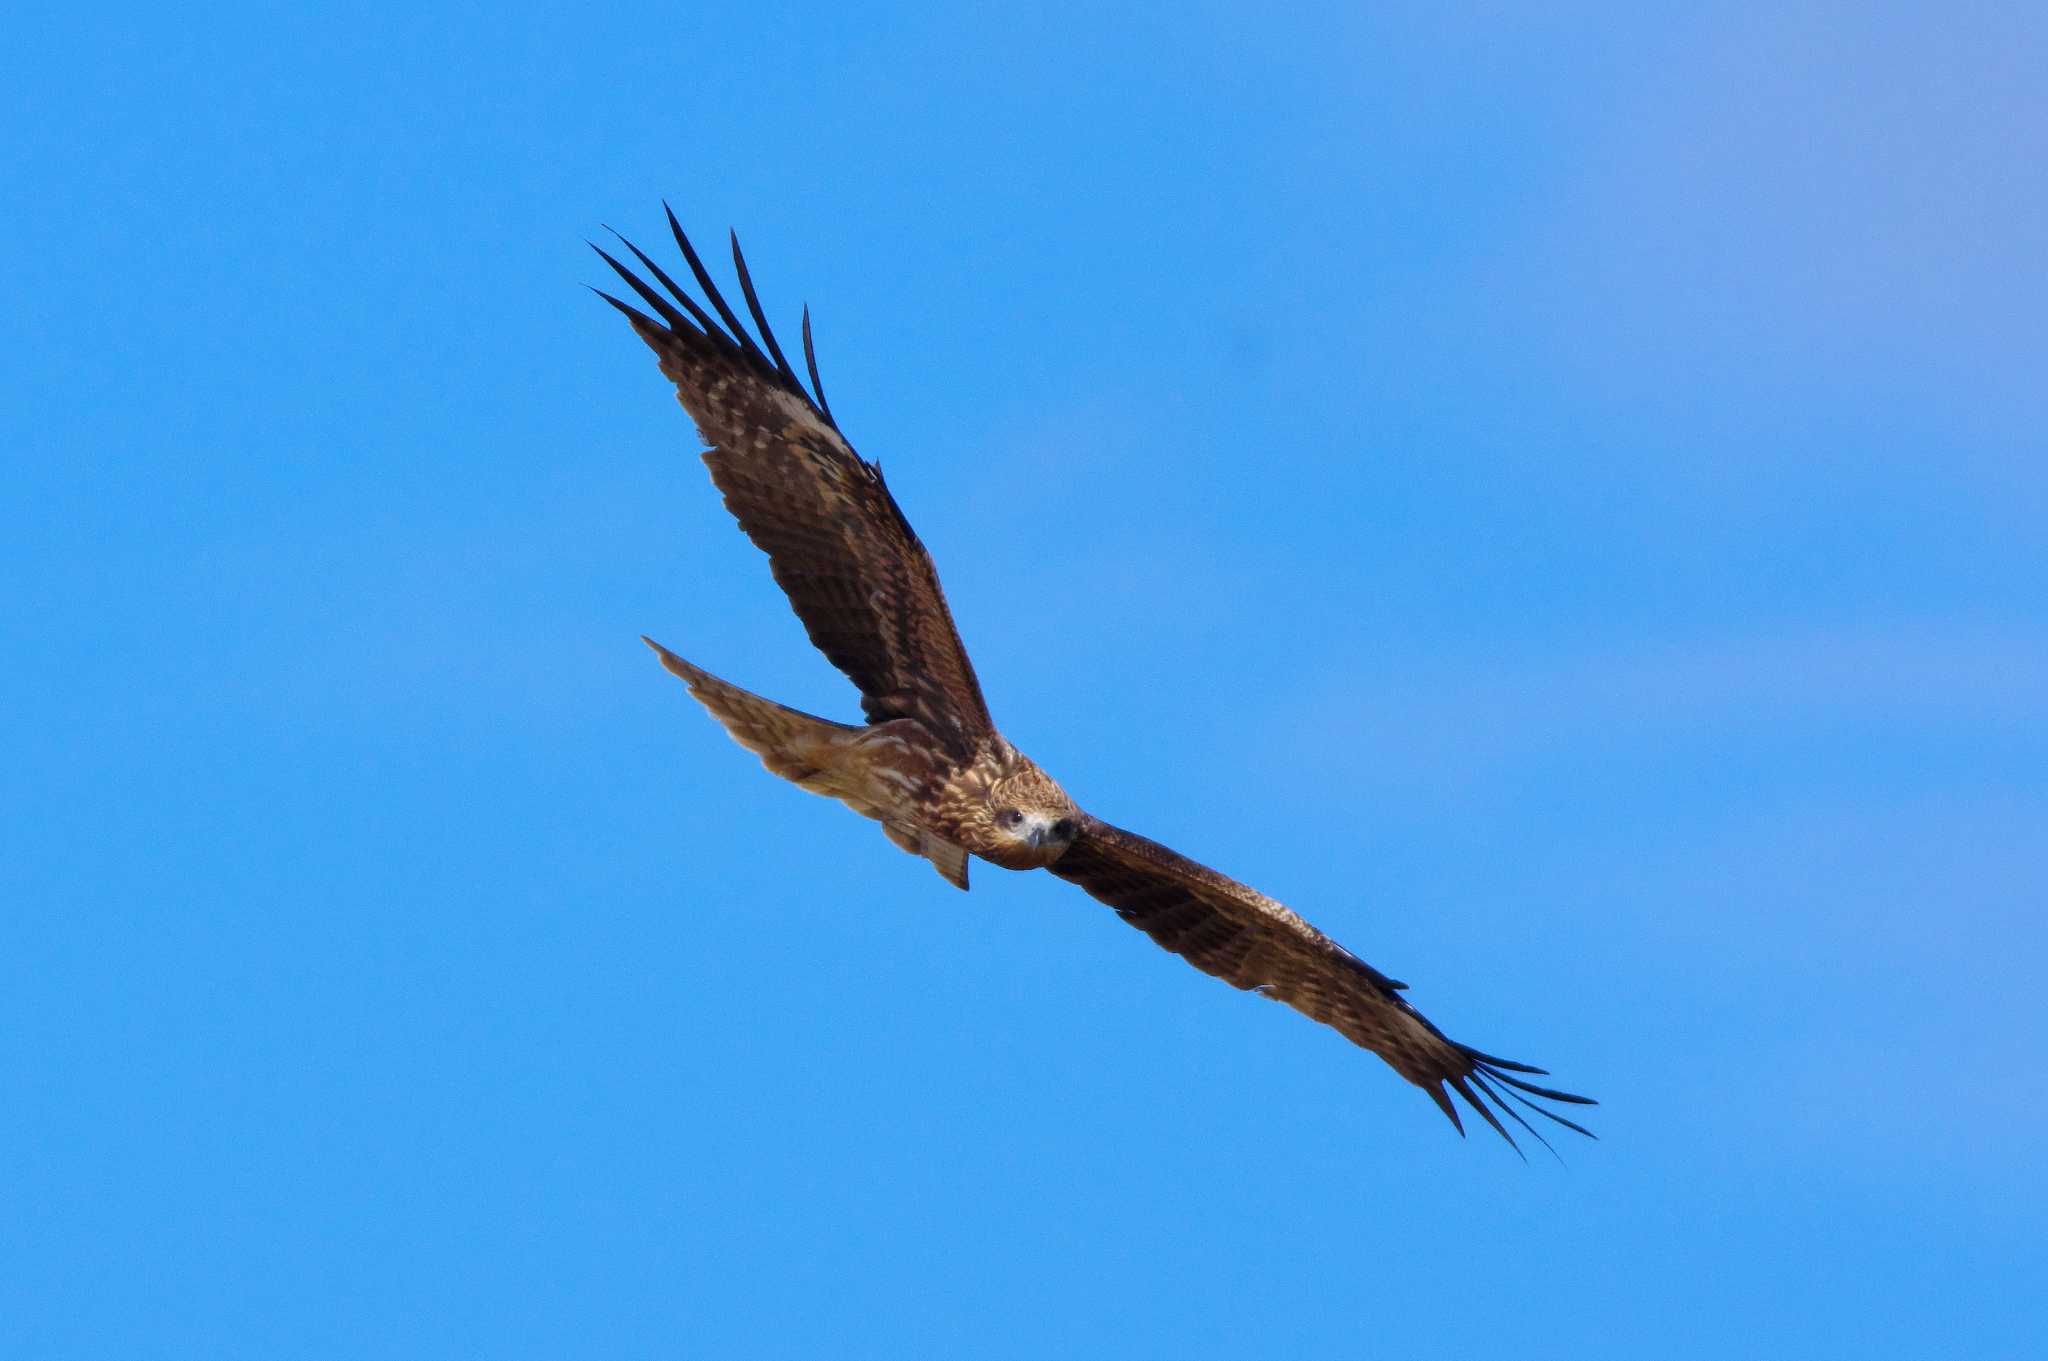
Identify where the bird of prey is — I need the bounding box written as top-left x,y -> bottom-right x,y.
591,209 -> 1595,1153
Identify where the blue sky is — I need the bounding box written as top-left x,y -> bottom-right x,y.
6,2 -> 2044,1356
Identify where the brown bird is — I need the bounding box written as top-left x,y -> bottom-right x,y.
592,209 -> 1596,1153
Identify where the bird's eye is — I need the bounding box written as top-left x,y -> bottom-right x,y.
1052,818 -> 1074,839
998,808 -> 1022,828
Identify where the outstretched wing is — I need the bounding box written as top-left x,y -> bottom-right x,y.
592,207 -> 994,756
1049,816 -> 1596,1154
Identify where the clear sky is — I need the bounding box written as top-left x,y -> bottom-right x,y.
6,3 -> 2043,1357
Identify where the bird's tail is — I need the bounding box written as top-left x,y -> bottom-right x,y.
640,636 -> 857,790
640,636 -> 971,890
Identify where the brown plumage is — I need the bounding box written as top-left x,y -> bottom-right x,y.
593,209 -> 1596,1154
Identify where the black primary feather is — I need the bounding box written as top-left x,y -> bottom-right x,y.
1470,1073 -> 1560,1159
588,284 -> 662,335
729,229 -> 806,394
801,305 -> 835,426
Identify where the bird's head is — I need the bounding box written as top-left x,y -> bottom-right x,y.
978,760 -> 1081,869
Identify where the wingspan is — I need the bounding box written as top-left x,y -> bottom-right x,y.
593,208 -> 994,756
1049,817 -> 1597,1154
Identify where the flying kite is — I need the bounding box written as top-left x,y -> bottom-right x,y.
591,209 -> 1596,1153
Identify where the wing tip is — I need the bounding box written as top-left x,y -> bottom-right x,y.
1425,1080 -> 1466,1137
592,208 -> 842,433
1430,1050 -> 1598,1157
1449,1074 -> 1528,1159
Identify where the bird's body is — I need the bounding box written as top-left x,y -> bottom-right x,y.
594,210 -> 1595,1153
